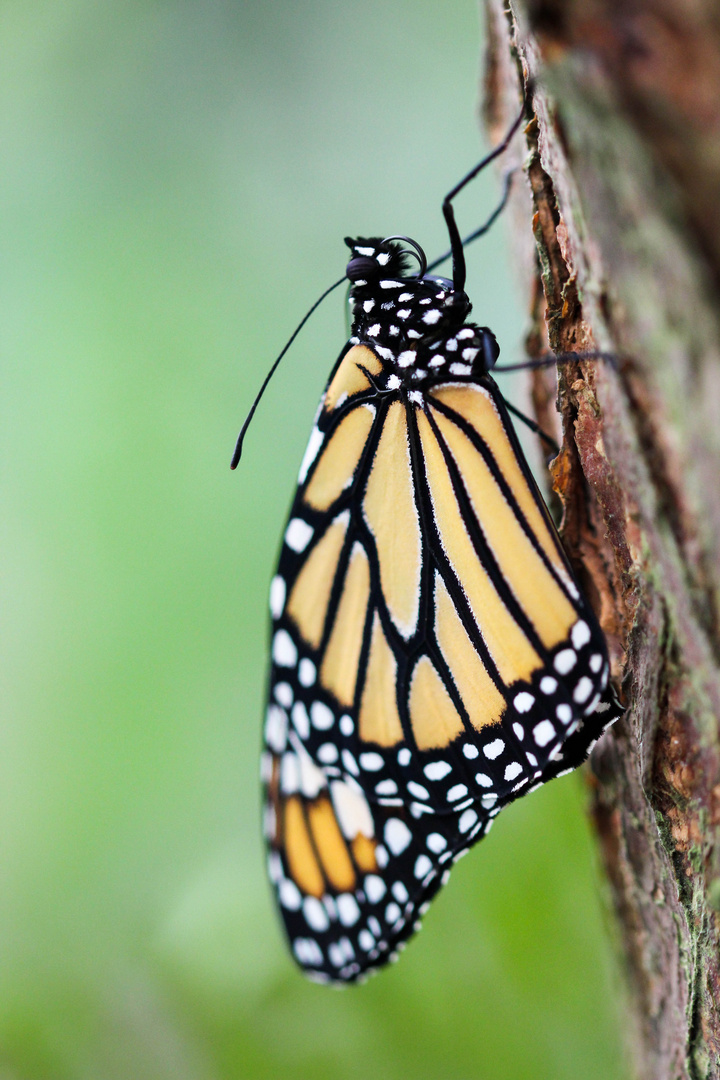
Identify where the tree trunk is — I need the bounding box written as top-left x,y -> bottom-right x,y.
482,3 -> 720,1077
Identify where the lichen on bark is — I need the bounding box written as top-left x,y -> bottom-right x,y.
483,2 -> 720,1077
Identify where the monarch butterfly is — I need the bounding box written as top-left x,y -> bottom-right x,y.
242,97 -> 623,984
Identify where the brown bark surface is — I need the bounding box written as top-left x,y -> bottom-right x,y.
482,3 -> 720,1078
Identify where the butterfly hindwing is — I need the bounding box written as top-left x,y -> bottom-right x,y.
262,734 -> 492,982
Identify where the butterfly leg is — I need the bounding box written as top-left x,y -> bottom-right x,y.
501,396 -> 560,457
441,89 -> 531,293
493,350 -> 619,374
426,169 -> 515,275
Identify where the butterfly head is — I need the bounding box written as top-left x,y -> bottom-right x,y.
343,236 -> 500,382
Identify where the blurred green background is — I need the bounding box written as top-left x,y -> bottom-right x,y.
2,2 -> 628,1077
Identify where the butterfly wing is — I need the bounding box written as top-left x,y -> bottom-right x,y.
262,342 -> 621,981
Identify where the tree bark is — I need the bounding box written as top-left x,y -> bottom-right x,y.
482,3 -> 720,1078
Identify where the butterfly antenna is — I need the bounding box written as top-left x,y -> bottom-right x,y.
231,275 -> 346,469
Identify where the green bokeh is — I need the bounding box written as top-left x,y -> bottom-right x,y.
2,3 -> 628,1077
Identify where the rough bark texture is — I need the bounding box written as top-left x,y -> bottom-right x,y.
482,3 -> 720,1078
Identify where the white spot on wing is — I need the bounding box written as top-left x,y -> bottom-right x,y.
571,620 -> 591,648
384,818 -> 412,855
298,658 -> 316,686
554,648 -> 577,674
364,875 -> 386,902
280,752 -> 300,794
446,784 -> 468,801
342,748 -> 359,775
385,902 -> 401,924
294,937 -> 323,966
273,630 -> 297,667
337,894 -> 361,926
264,705 -> 288,752
269,576 -> 286,618
574,676 -> 594,704
514,691 -> 535,713
297,748 -> 325,799
303,896 -> 330,931
414,854 -> 432,878
424,761 -> 452,781
331,780 -> 374,839
484,739 -> 504,760
533,720 -> 556,746
291,701 -> 310,739
318,742 -> 338,764
311,701 -> 334,729
274,682 -> 293,708
298,427 -> 324,485
359,752 -> 384,771
358,929 -> 375,951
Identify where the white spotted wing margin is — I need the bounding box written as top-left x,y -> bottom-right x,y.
262,737 -> 493,983
261,331 -> 622,982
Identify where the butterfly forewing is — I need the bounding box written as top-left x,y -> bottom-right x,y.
261,238 -> 621,982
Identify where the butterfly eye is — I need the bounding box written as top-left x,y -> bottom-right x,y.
346,256 -> 380,281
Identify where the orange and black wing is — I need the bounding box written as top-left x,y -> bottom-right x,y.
262,342 -> 620,982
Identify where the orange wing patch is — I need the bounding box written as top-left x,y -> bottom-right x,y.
307,797 -> 357,892
430,384 -> 572,587
363,400 -> 422,638
429,403 -> 576,650
408,654 -> 465,750
286,512 -> 349,649
304,405 -> 375,511
434,573 -> 505,732
320,542 -> 371,707
416,410 -> 541,685
284,796 -> 325,898
358,612 -> 404,747
324,345 -> 384,412
273,769 -> 377,904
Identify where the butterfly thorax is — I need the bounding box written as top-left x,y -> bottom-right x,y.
344,237 -> 498,392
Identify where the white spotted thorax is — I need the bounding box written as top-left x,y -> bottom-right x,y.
259,235 -> 623,984
346,240 -> 483,392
